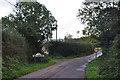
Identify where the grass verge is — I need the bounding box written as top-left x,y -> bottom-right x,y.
3,54 -> 89,80
2,60 -> 56,80
86,58 -> 100,79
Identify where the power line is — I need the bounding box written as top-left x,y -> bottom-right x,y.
4,0 -> 15,6
58,27 -> 80,33
4,0 -> 16,13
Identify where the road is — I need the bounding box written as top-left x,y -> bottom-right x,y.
15,53 -> 96,79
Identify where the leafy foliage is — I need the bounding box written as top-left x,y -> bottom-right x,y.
99,34 -> 120,78
2,2 -> 58,79
79,36 -> 98,43
2,27 -> 30,63
3,2 -> 57,53
49,41 -> 94,57
2,1 -> 58,62
77,2 -> 120,47
78,1 -> 120,78
2,57 -> 56,79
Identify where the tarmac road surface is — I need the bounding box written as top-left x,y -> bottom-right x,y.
15,53 -> 96,79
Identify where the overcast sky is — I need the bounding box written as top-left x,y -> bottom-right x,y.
0,0 -> 86,39
38,0 -> 86,39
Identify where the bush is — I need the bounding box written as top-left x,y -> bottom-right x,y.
98,34 -> 120,78
2,57 -> 56,79
48,41 -> 94,57
2,27 -> 31,63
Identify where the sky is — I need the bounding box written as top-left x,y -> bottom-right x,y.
38,0 -> 86,39
0,0 -> 86,39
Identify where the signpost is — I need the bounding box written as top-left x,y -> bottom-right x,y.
94,48 -> 98,58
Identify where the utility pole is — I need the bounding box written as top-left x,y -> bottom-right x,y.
113,0 -> 115,7
56,25 -> 58,41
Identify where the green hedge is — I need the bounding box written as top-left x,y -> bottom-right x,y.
98,34 -> 120,78
86,34 -> 120,79
2,27 -> 31,63
49,41 -> 94,57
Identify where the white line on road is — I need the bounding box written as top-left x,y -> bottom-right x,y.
76,68 -> 85,71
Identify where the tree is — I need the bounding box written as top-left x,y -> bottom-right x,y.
2,2 -> 57,52
77,1 -> 120,78
76,31 -> 80,38
79,36 -> 98,43
64,33 -> 73,40
77,1 -> 120,47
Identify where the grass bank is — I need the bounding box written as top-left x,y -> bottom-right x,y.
2,60 -> 56,80
86,58 -> 100,79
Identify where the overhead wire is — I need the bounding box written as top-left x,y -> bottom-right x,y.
58,27 -> 80,33
4,0 -> 15,6
4,0 -> 16,12
4,0 -> 81,37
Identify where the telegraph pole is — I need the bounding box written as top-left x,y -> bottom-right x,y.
56,26 -> 57,41
113,0 -> 114,7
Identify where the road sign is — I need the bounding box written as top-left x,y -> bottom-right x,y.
42,46 -> 46,51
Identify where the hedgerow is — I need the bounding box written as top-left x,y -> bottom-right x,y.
48,41 -> 94,57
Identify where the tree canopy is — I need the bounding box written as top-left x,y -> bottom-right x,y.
77,1 -> 120,47
2,2 -> 57,52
